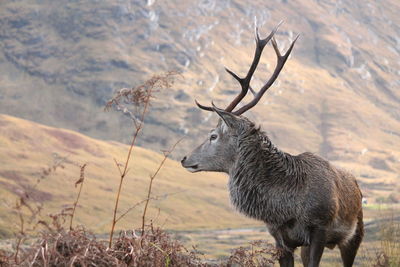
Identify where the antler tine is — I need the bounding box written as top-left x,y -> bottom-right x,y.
224,22 -> 282,112
195,99 -> 214,111
233,34 -> 299,115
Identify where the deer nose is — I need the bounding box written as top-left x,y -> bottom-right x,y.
181,156 -> 187,164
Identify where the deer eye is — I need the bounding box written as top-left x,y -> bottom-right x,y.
210,134 -> 218,141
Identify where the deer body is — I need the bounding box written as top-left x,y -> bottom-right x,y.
228,122 -> 363,252
181,24 -> 363,266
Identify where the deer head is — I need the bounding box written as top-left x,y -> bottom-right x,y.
181,22 -> 298,173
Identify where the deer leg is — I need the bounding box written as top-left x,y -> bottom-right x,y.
278,249 -> 294,267
339,213 -> 364,267
339,240 -> 360,267
308,228 -> 326,267
301,246 -> 310,267
272,230 -> 294,267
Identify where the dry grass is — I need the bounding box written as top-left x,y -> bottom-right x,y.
225,240 -> 279,267
372,216 -> 400,267
0,225 -> 281,266
5,226 -> 205,267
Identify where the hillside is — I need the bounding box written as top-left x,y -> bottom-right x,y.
0,114 -> 263,237
0,1 -> 399,205
0,0 -> 399,178
0,112 -> 398,234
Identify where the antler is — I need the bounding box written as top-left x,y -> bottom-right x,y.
233,34 -> 299,115
195,22 -> 298,116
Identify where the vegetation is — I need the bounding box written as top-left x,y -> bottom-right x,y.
104,71 -> 177,247
374,214 -> 400,266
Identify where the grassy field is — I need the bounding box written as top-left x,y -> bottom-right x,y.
0,113 -> 263,238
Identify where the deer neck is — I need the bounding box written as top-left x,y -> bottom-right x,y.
232,128 -> 292,179
228,128 -> 300,223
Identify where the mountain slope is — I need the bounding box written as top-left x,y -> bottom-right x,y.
0,0 -> 399,198
0,114 -> 262,237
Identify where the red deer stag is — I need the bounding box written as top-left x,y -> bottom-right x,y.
181,23 -> 364,267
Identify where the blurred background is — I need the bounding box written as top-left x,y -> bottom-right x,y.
0,0 -> 399,263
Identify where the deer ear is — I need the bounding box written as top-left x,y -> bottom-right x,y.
212,106 -> 239,129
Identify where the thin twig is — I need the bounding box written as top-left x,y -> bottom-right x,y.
14,198 -> 25,264
113,158 -> 123,176
115,199 -> 148,224
140,139 -> 182,236
69,164 -> 87,230
115,190 -> 185,223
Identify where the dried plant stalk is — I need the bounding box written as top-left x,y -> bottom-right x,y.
69,163 -> 87,230
11,155 -> 65,264
106,72 -> 177,248
141,139 -> 182,236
